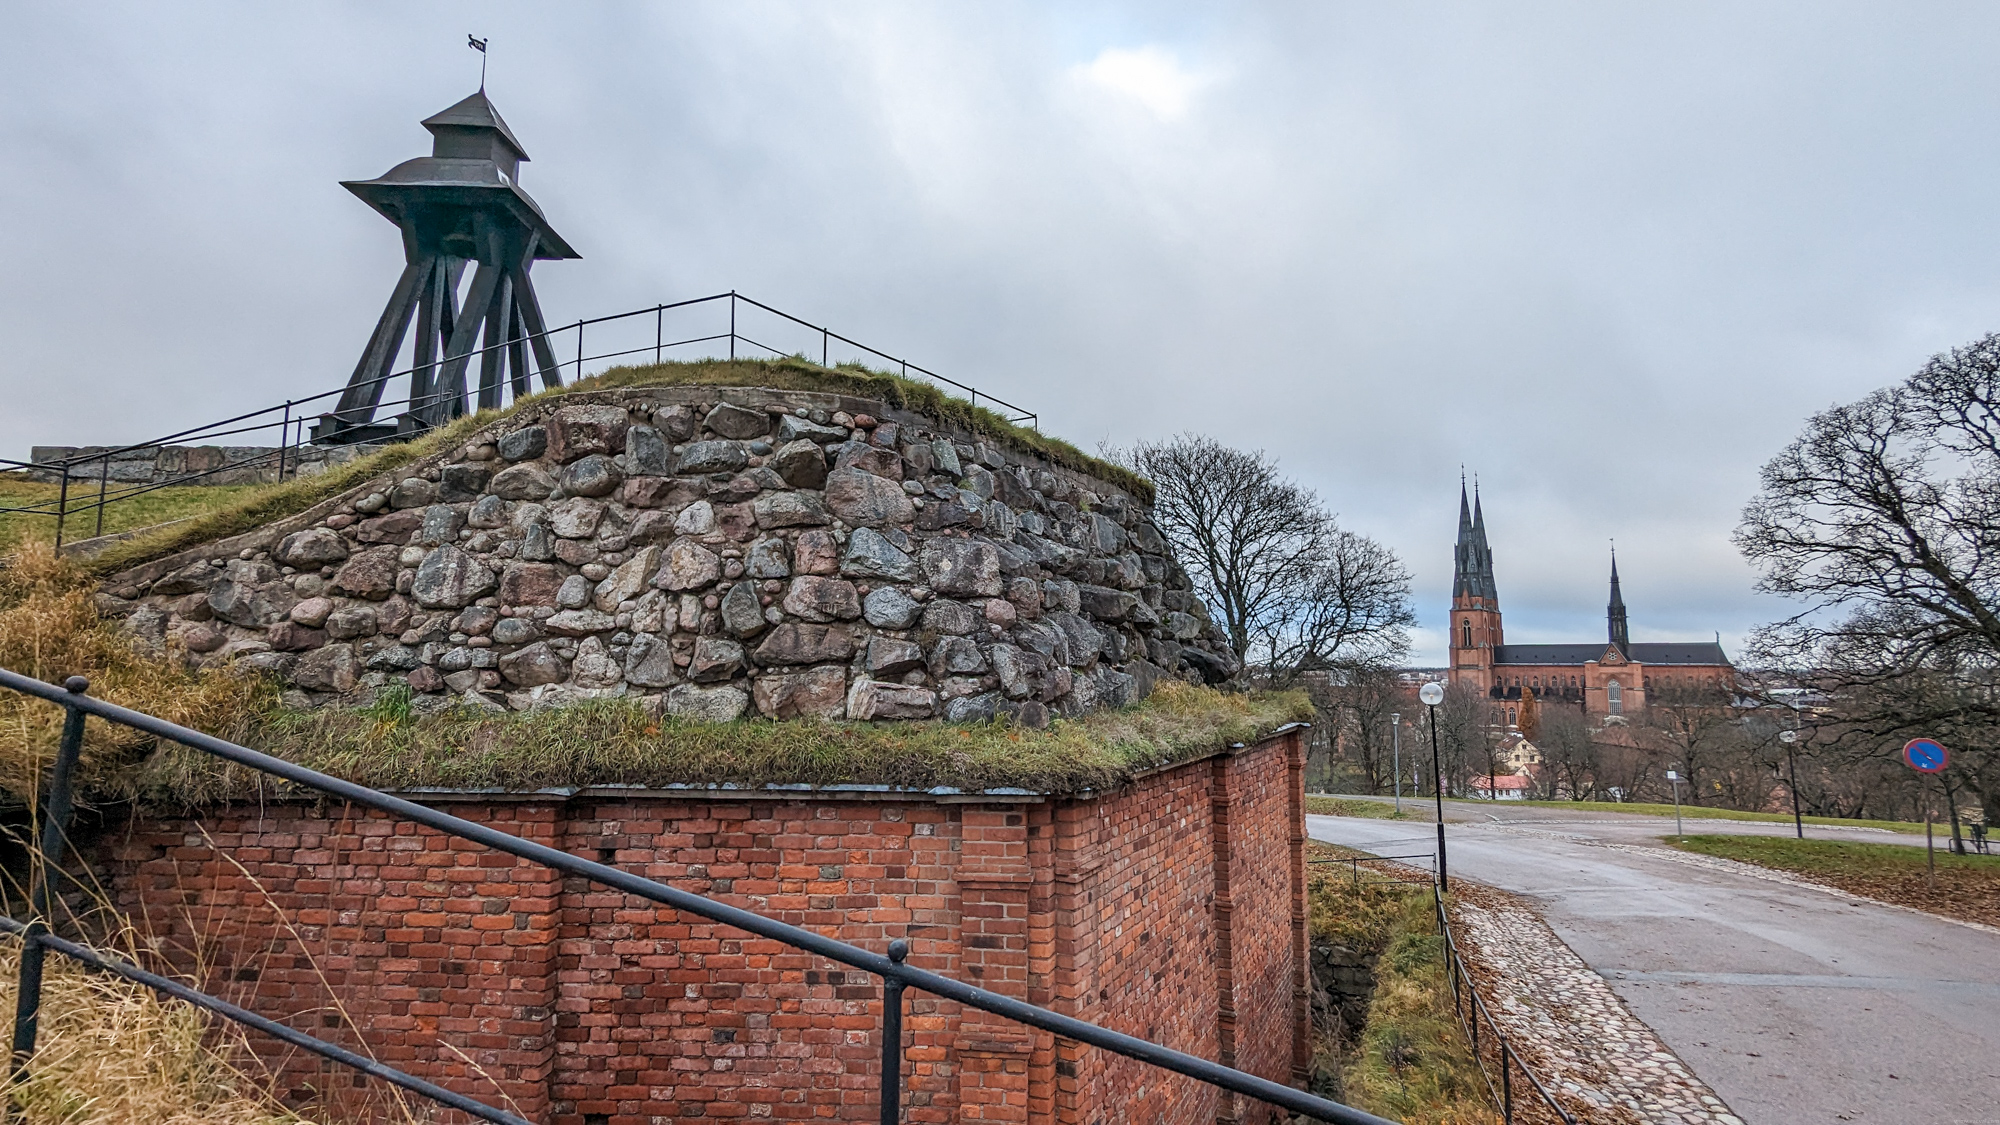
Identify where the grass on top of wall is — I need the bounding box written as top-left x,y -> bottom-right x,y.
4,537 -> 1305,806
134,680 -> 1312,808
80,356 -> 1149,577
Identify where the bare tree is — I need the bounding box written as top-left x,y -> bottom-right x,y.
1535,703 -> 1599,799
1307,666 -> 1404,794
1737,333 -> 2000,824
1124,434 -> 1414,684
1641,680 -> 1750,807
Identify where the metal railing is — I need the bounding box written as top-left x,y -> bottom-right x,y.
0,666 -> 1388,1125
1435,891 -> 1578,1125
2,291 -> 1038,549
1307,851 -> 1438,891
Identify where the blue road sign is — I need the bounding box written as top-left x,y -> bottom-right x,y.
1902,738 -> 1949,773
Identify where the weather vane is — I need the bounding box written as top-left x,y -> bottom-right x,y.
469,35 -> 488,89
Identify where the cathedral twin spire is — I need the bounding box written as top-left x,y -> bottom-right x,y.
1452,479 -> 1498,603
1451,481 -> 1628,648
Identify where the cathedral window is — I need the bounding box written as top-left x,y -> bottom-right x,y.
1607,679 -> 1622,715
1462,619 -> 1471,648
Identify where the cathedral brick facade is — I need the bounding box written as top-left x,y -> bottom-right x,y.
1445,485 -> 1731,719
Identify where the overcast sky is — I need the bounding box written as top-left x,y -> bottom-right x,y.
7,2 -> 1998,664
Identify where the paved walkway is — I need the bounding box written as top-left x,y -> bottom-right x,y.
1453,887 -> 1739,1124
1309,801 -> 2000,1125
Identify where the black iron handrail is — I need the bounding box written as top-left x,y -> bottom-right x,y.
4,291 -> 1039,548
0,666 -> 1389,1125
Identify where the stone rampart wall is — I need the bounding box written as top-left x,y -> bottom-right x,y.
88,729 -> 1310,1125
100,386 -> 1237,723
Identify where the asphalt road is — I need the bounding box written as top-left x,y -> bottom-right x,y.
1307,799 -> 2000,1125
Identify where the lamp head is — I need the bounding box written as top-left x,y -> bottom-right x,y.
1419,682 -> 1445,706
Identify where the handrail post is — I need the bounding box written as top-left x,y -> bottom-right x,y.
1502,1042 -> 1513,1123
10,676 -> 91,1100
92,456 -> 110,539
655,305 -> 663,365
575,320 -> 585,382
278,400 -> 292,481
53,464 -> 69,550
880,940 -> 908,1125
729,291 -> 737,361
822,327 -> 829,367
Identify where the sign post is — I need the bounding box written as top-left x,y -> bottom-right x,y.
1779,729 -> 1804,839
1901,738 -> 1949,889
1391,713 -> 1402,815
1666,770 -> 1683,837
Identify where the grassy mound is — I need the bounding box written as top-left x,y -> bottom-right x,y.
82,411 -> 500,576
72,357 -> 1148,577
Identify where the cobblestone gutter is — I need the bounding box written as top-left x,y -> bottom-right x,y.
1450,885 -> 1743,1125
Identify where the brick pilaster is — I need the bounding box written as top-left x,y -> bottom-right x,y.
1287,728 -> 1312,1087
1210,754 -> 1241,1125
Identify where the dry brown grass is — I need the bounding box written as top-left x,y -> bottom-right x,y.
0,542 -> 275,801
0,934 -> 309,1125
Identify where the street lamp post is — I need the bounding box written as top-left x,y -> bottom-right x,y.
1419,681 -> 1448,890
1391,713 -> 1402,814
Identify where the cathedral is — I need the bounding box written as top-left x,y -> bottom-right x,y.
1447,485 -> 1732,718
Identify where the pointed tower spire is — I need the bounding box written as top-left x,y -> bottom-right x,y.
1607,545 -> 1629,653
1470,481 -> 1498,602
1453,479 -> 1477,598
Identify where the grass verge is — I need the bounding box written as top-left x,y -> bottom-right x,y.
1304,842 -> 1494,1125
1306,795 -> 1419,820
1668,834 -> 2000,929
1490,799 -> 1926,834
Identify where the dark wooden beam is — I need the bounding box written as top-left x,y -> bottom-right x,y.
505,294 -> 532,401
330,257 -> 426,428
429,262 -> 503,425
476,270 -> 515,411
507,234 -> 564,389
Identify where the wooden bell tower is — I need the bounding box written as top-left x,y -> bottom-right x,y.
318,90 -> 580,443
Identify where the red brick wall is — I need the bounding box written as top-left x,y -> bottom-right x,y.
92,731 -> 1307,1124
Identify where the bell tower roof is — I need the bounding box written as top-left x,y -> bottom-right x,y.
422,89 -> 530,164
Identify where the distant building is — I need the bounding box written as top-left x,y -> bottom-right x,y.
1446,484 -> 1732,718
